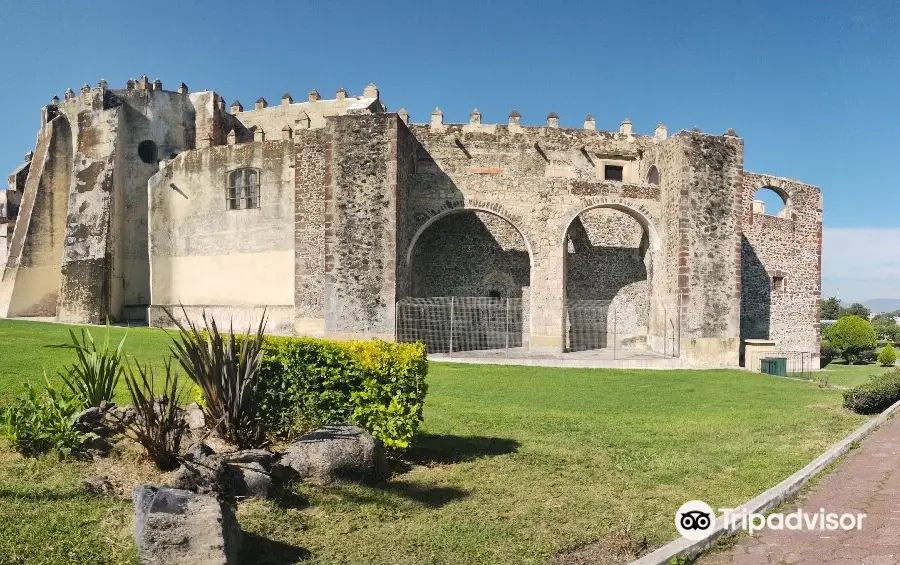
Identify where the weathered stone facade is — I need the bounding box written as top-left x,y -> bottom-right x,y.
0,78 -> 822,367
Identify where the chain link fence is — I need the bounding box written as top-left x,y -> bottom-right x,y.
396,297 -> 525,354
397,296 -> 680,358
564,299 -> 680,357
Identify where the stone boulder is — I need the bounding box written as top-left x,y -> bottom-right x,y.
133,486 -> 241,565
171,443 -> 275,499
183,403 -> 205,431
272,423 -> 388,486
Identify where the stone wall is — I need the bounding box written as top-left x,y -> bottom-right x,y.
741,172 -> 822,367
321,113 -> 400,339
672,132 -> 744,366
400,118 -> 667,352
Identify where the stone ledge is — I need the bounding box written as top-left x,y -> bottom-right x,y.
629,397 -> 900,565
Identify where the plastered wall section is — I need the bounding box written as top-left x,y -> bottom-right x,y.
0,117 -> 72,317
55,94 -> 122,324
741,172 -> 822,367
148,140 -> 295,334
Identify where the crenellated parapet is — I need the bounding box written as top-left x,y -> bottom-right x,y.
404,107 -> 672,142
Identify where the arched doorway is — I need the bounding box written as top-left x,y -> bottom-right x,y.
399,210 -> 532,353
563,205 -> 657,352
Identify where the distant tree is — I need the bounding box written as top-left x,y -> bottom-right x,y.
820,297 -> 842,320
843,302 -> 871,319
829,315 -> 878,364
872,315 -> 899,342
878,343 -> 897,367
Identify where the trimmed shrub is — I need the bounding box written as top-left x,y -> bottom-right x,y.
858,348 -> 878,364
251,337 -> 428,450
829,316 -> 877,364
879,344 -> 898,367
843,369 -> 900,414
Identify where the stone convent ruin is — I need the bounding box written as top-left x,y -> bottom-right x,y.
0,77 -> 822,368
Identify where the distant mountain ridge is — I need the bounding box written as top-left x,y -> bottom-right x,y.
864,298 -> 900,314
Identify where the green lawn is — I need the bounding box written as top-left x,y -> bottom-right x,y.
0,319 -> 870,564
821,359 -> 893,388
0,319 -> 174,404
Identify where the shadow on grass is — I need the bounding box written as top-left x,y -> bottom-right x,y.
380,480 -> 468,508
335,480 -> 470,509
403,433 -> 520,465
240,532 -> 310,564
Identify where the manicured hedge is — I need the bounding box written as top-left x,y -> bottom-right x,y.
248,337 -> 428,449
843,368 -> 900,415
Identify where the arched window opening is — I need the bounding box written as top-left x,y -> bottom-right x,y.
751,186 -> 788,218
647,165 -> 660,186
226,168 -> 260,210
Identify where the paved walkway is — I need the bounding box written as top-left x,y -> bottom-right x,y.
701,414 -> 900,565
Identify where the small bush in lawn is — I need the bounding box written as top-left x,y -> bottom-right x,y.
843,369 -> 900,414
858,348 -> 878,364
122,359 -> 187,470
166,306 -> 267,448
58,325 -> 126,409
251,336 -> 428,449
2,380 -> 94,459
878,344 -> 897,367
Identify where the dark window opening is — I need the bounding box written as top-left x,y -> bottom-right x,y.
772,276 -> 785,292
647,165 -> 660,185
604,165 -> 624,181
488,289 -> 502,301
137,140 -> 158,164
226,168 -> 261,210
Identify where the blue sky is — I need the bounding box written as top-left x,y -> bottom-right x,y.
1,0 -> 897,301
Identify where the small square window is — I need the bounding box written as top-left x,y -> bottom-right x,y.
773,276 -> 786,292
604,165 -> 624,181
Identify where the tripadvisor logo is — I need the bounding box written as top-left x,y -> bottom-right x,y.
675,500 -> 866,540
675,500 -> 715,541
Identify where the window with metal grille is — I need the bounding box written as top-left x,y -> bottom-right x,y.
226,168 -> 260,210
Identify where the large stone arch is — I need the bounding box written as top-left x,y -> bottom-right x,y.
404,204 -> 535,269
399,205 -> 534,353
558,200 -> 667,353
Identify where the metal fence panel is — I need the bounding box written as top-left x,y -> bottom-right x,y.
396,297 -> 523,354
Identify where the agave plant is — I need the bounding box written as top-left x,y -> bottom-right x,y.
123,359 -> 186,470
59,325 -> 126,409
165,306 -> 267,447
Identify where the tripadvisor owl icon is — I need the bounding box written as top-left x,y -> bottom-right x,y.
675,500 -> 716,541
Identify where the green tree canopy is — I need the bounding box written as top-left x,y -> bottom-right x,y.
844,302 -> 871,318
829,315 -> 878,363
820,297 -> 842,320
872,315 -> 899,342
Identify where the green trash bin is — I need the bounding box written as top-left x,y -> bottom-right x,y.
760,357 -> 787,377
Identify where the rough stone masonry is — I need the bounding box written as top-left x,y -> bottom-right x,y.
0,77 -> 822,368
